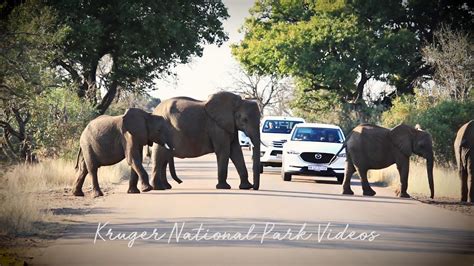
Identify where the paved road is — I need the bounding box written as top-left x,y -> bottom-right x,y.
33,150 -> 474,265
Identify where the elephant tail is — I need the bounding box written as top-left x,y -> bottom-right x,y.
328,143 -> 346,165
75,148 -> 82,170
328,131 -> 352,165
168,156 -> 183,184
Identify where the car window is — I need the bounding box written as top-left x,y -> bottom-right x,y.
291,127 -> 344,143
262,120 -> 303,134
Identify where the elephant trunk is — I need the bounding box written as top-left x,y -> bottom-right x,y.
426,153 -> 434,199
249,133 -> 261,190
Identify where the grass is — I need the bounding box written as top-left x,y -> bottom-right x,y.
0,159 -> 130,235
368,161 -> 461,199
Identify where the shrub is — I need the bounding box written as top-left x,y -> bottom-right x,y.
29,88 -> 97,160
416,100 -> 474,165
382,95 -> 474,165
0,159 -> 129,235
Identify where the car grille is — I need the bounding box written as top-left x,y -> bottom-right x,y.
270,150 -> 282,156
272,140 -> 287,148
300,152 -> 334,164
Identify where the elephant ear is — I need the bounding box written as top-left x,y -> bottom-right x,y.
390,124 -> 414,157
204,91 -> 243,135
122,108 -> 150,146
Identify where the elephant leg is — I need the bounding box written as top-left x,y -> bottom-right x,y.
128,148 -> 153,192
342,158 -> 356,195
72,161 -> 88,196
161,161 -> 172,190
460,167 -> 468,202
358,168 -> 376,196
88,167 -> 103,198
215,150 -> 231,189
153,146 -> 171,190
397,162 -> 410,198
467,157 -> 473,202
151,144 -> 166,190
127,169 -> 140,194
230,140 -> 252,189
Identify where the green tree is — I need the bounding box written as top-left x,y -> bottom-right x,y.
233,0 -> 418,105
50,0 -> 229,114
232,0 -> 473,117
0,0 -> 69,162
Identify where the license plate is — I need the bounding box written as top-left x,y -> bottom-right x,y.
308,165 -> 327,171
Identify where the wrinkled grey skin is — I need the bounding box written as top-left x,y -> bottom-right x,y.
73,108 -> 173,197
342,124 -> 434,198
150,91 -> 261,190
454,120 -> 474,202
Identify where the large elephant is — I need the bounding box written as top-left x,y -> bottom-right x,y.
340,124 -> 434,198
454,120 -> 474,202
150,91 -> 261,190
73,108 -> 173,197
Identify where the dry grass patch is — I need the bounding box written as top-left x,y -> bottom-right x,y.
0,159 -> 130,235
368,161 -> 461,199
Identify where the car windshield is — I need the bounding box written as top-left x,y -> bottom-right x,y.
262,120 -> 303,134
291,127 -> 344,143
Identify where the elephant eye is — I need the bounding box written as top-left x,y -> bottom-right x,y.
242,117 -> 248,123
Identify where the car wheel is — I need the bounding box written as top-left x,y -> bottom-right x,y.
336,174 -> 344,184
282,172 -> 292,181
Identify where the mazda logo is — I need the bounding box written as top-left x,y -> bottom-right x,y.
314,153 -> 322,159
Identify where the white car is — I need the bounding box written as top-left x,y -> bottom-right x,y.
260,116 -> 305,172
238,130 -> 251,147
281,123 -> 346,184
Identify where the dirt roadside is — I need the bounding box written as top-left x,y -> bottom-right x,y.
0,186 -> 116,265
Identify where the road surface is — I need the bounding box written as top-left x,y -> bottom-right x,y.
33,150 -> 474,265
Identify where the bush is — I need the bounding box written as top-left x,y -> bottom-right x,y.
382,95 -> 474,165
29,88 -> 97,159
416,100 -> 474,164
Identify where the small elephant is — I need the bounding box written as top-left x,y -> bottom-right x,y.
340,124 -> 434,198
150,91 -> 261,190
454,120 -> 474,202
72,108 -> 173,197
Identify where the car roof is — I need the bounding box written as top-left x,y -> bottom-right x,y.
262,116 -> 305,121
294,122 -> 342,130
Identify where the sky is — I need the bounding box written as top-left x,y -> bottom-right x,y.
151,0 -> 255,101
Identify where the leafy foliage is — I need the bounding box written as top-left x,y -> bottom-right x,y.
0,0 -> 70,161
29,88 -> 97,159
232,0 -> 421,103
232,0 -> 473,124
382,95 -> 474,165
50,0 -> 230,113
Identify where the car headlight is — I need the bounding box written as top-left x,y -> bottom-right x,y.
286,150 -> 300,155
337,153 -> 346,158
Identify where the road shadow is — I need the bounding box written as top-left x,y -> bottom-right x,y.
59,217 -> 474,255
49,207 -> 115,216
141,190 -> 410,204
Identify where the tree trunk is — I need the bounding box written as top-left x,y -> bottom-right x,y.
97,80 -> 118,115
354,71 -> 368,103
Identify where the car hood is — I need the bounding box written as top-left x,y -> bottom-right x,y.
284,141 -> 344,154
261,133 -> 292,144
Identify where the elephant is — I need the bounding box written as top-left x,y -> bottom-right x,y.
336,123 -> 434,198
72,108 -> 174,197
454,120 -> 474,202
150,91 -> 261,190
